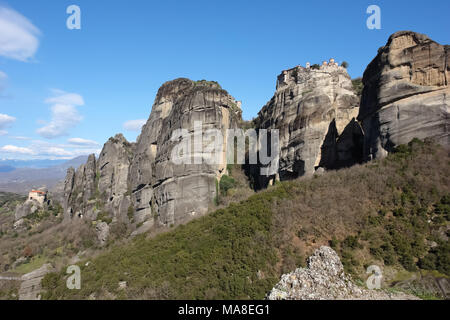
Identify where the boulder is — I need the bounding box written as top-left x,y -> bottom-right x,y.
267,246 -> 419,300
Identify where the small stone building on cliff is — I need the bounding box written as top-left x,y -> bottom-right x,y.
28,189 -> 47,205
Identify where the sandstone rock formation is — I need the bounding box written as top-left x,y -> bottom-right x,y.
253,62 -> 362,187
60,31 -> 450,240
267,246 -> 419,300
14,187 -> 50,221
64,137 -> 133,224
359,31 -> 449,160
63,79 -> 242,234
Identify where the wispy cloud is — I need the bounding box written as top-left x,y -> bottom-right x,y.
0,113 -> 16,135
0,6 -> 40,61
68,137 -> 99,146
30,140 -> 101,158
37,90 -> 85,139
123,119 -> 146,131
0,144 -> 34,155
0,140 -> 101,159
9,135 -> 32,140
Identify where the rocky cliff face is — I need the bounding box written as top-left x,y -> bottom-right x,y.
359,31 -> 450,160
253,62 -> 362,187
148,81 -> 241,226
61,31 -> 449,240
60,134 -> 134,225
63,79 -> 242,234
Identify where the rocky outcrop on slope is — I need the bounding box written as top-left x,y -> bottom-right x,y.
253,62 -> 362,187
18,263 -> 54,300
14,200 -> 40,221
267,247 -> 419,300
359,31 -> 450,160
63,79 -> 242,233
14,187 -> 51,229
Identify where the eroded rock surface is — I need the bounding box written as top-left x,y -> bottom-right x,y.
253,62 -> 361,187
359,31 -> 450,159
19,263 -> 54,300
63,79 -> 242,233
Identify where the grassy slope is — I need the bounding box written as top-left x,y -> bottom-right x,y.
42,140 -> 450,299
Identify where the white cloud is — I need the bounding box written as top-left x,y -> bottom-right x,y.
0,6 -> 40,61
0,144 -> 35,155
0,139 -> 102,160
30,140 -> 101,159
0,113 -> 15,135
123,119 -> 146,131
37,90 -> 85,139
68,138 -> 99,146
45,89 -> 85,106
39,146 -> 73,157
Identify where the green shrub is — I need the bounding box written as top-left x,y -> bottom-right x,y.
127,205 -> 134,222
96,212 -> 112,224
219,175 -> 236,196
342,235 -> 360,249
352,78 -> 363,96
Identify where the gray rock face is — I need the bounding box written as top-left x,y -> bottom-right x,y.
359,31 -> 450,160
151,83 -> 241,226
63,154 -> 98,220
254,63 -> 361,187
63,79 -> 242,230
267,246 -> 419,300
97,134 -> 134,221
129,79 -> 196,226
95,221 -> 110,246
19,263 -> 54,300
14,199 -> 39,220
64,134 -> 133,225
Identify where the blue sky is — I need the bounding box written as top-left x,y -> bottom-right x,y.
0,0 -> 449,160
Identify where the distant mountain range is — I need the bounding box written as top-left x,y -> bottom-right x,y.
0,165 -> 15,173
0,159 -> 72,169
0,156 -> 89,194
